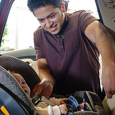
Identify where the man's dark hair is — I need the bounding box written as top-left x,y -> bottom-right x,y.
27,0 -> 62,13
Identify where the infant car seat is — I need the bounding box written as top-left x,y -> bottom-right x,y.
52,91 -> 106,115
0,56 -> 40,92
0,56 -> 106,115
0,66 -> 39,115
66,91 -> 106,115
0,56 -> 41,114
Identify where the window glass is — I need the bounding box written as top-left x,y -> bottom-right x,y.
68,0 -> 99,18
0,0 -> 39,52
0,0 -> 99,52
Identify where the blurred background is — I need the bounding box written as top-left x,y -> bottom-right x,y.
0,0 -> 99,52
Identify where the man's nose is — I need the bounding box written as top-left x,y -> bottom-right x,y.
45,19 -> 52,28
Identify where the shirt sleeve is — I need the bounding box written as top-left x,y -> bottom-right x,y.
34,29 -> 45,60
79,10 -> 97,34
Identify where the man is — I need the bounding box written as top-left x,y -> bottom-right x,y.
27,0 -> 115,99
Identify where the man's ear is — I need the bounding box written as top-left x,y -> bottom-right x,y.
61,3 -> 66,12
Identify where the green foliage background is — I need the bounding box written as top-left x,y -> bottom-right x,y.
0,24 -> 14,52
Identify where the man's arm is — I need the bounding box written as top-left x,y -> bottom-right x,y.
85,20 -> 115,98
32,58 -> 56,98
37,58 -> 56,86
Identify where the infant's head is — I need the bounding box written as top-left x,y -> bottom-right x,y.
9,70 -> 31,97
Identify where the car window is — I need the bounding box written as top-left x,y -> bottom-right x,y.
0,0 -> 99,53
68,0 -> 99,18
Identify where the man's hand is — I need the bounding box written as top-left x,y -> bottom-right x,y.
32,79 -> 53,98
102,62 -> 115,98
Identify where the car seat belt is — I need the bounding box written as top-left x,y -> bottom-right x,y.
32,95 -> 55,108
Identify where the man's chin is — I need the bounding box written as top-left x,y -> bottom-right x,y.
49,30 -> 60,35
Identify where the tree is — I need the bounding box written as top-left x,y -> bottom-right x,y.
1,24 -> 9,45
0,24 -> 14,52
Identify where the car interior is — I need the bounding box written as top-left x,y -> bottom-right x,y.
95,1 -> 115,115
0,0 -> 115,115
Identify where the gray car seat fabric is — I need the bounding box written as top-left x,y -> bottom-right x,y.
0,56 -> 40,92
0,66 -> 39,115
51,91 -> 106,115
71,91 -> 105,115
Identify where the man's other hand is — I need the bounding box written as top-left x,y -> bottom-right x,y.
32,79 -> 53,98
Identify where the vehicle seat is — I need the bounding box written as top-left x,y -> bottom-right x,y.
102,96 -> 115,115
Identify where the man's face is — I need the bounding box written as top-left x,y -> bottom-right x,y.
34,5 -> 65,35
12,73 -> 31,97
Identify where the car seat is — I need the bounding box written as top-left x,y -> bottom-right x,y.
0,56 -> 40,92
0,56 -> 106,115
0,66 -> 39,115
71,91 -> 106,115
51,91 -> 106,115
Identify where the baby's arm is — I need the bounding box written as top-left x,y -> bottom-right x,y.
35,104 -> 67,115
35,106 -> 49,115
49,97 -> 68,105
48,104 -> 67,115
60,98 -> 68,104
59,104 -> 68,114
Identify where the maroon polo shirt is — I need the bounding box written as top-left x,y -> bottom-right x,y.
34,10 -> 101,96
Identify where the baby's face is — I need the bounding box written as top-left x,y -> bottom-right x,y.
12,73 -> 31,97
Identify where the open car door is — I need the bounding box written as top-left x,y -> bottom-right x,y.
0,0 -> 14,45
95,0 -> 115,32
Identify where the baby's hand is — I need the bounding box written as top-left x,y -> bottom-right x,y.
59,104 -> 67,114
60,98 -> 68,104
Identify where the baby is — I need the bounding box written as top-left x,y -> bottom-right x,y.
9,71 -> 93,115
8,70 -> 68,115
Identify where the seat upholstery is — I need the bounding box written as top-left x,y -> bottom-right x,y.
0,66 -> 39,115
0,56 -> 40,91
